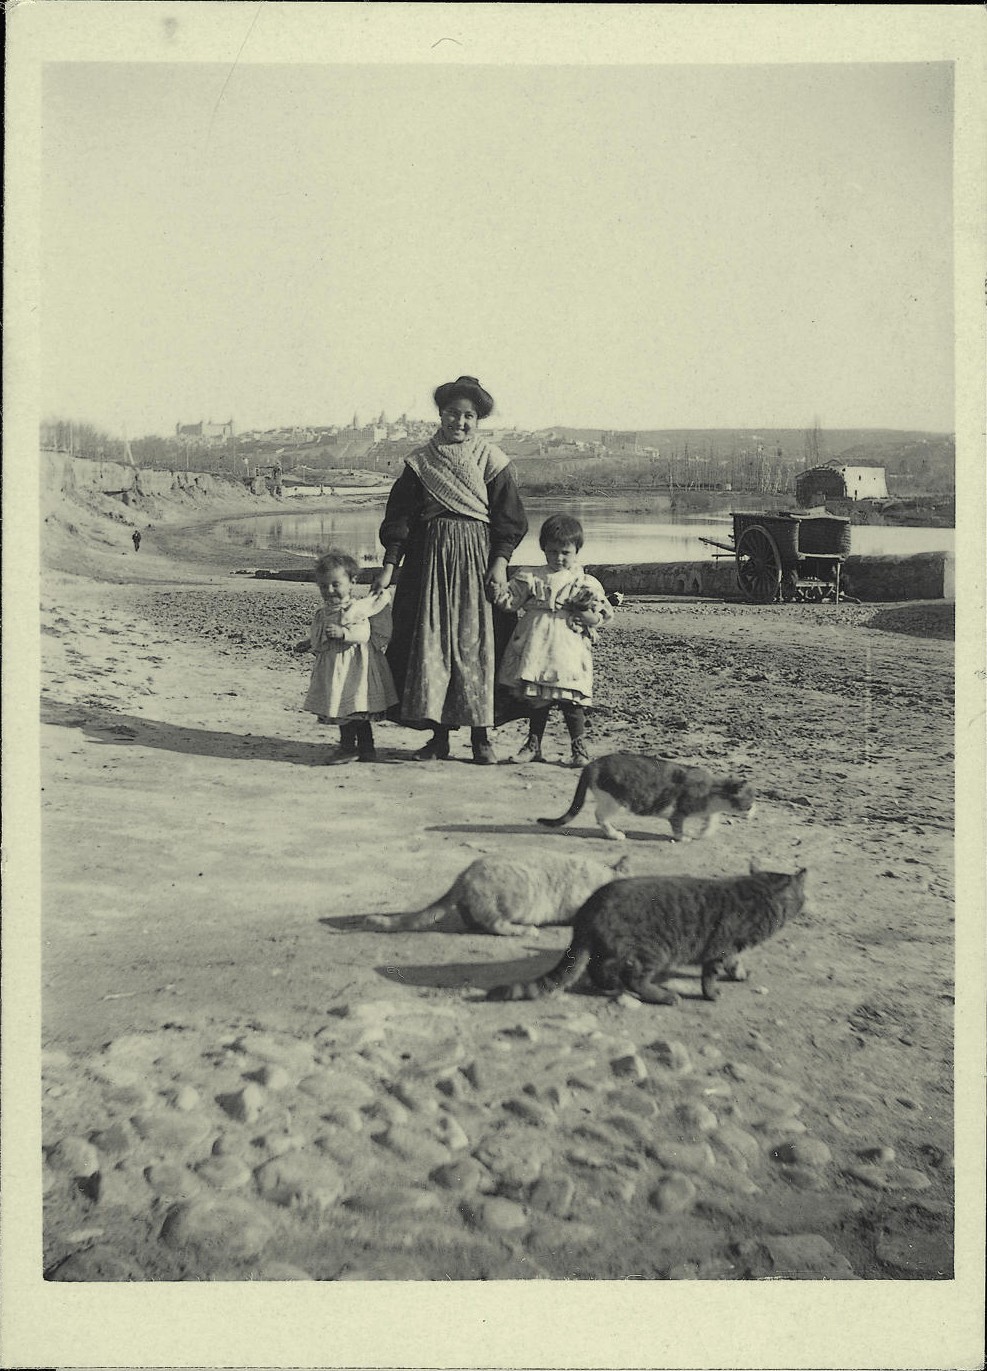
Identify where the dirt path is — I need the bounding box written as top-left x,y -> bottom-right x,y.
38,546 -> 955,1282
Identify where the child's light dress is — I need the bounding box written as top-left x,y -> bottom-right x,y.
496,565 -> 612,705
303,589 -> 398,723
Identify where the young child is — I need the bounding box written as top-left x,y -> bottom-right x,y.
293,549 -> 398,763
495,514 -> 614,766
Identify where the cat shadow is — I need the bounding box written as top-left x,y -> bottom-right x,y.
374,949 -> 563,992
40,697 -> 405,769
427,823 -> 545,839
375,956 -> 711,1001
429,822 -> 672,843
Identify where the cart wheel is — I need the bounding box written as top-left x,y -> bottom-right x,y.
735,525 -> 782,603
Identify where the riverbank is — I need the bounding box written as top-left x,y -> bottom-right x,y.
28,460 -> 963,1298
515,485 -> 955,528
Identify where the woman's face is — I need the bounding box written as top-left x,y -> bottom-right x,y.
438,397 -> 478,443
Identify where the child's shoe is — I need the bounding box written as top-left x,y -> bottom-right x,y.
512,735 -> 543,764
569,739 -> 591,768
471,739 -> 497,765
326,746 -> 359,764
326,722 -> 361,763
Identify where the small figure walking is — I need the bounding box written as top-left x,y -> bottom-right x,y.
496,514 -> 614,766
292,549 -> 397,762
132,530 -> 142,552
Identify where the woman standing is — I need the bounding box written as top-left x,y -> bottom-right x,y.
373,376 -> 527,763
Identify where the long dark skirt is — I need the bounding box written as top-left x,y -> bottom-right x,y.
388,517 -> 519,730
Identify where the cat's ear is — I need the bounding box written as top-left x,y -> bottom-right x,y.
749,856 -> 763,874
612,854 -> 632,877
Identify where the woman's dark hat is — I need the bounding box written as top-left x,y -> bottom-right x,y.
433,375 -> 494,419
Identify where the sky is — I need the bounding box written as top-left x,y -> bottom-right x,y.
40,60 -> 954,437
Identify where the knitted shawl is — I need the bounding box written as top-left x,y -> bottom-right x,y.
405,435 -> 510,523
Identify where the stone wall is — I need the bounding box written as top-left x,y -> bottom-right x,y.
582,552 -> 951,602
259,552 -> 951,602
42,451 -> 239,500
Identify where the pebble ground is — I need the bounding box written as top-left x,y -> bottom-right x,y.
43,993 -> 952,1281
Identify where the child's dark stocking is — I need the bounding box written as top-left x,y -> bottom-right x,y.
559,701 -> 586,740
338,722 -> 359,755
528,708 -> 551,743
560,701 -> 590,767
514,705 -> 550,763
355,720 -> 376,762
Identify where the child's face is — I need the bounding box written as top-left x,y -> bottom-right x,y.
317,567 -> 352,605
544,539 -> 579,572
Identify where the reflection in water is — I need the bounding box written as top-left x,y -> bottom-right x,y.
220,501 -> 954,567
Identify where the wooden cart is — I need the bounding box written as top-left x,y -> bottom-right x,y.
702,511 -> 852,604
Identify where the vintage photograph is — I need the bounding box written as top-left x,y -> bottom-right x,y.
3,4 -> 984,1368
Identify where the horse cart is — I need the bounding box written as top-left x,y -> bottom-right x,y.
702,511 -> 852,604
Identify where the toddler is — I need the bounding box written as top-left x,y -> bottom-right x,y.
293,549 -> 398,762
495,514 -> 613,766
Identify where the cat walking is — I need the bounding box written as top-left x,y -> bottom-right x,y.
538,753 -> 754,842
487,866 -> 807,1003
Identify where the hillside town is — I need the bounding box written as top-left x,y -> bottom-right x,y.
40,412 -> 956,521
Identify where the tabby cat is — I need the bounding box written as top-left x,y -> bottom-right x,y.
538,753 -> 755,842
486,864 -> 807,1004
364,852 -> 630,937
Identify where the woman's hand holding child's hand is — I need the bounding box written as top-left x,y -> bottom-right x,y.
371,564 -> 394,594
484,556 -> 509,604
325,623 -> 346,640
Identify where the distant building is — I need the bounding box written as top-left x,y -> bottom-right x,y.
601,431 -> 640,451
175,419 -> 233,446
796,462 -> 889,506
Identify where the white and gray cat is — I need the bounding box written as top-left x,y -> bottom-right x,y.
538,753 -> 755,843
364,851 -> 630,937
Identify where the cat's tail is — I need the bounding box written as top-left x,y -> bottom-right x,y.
363,898 -> 451,932
537,768 -> 592,828
486,940 -> 590,1000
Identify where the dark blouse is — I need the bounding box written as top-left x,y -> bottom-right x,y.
379,464 -> 528,568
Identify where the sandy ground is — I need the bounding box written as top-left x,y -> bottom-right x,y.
36,498 -> 956,1283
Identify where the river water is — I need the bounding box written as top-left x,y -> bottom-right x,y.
218,499 -> 954,568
